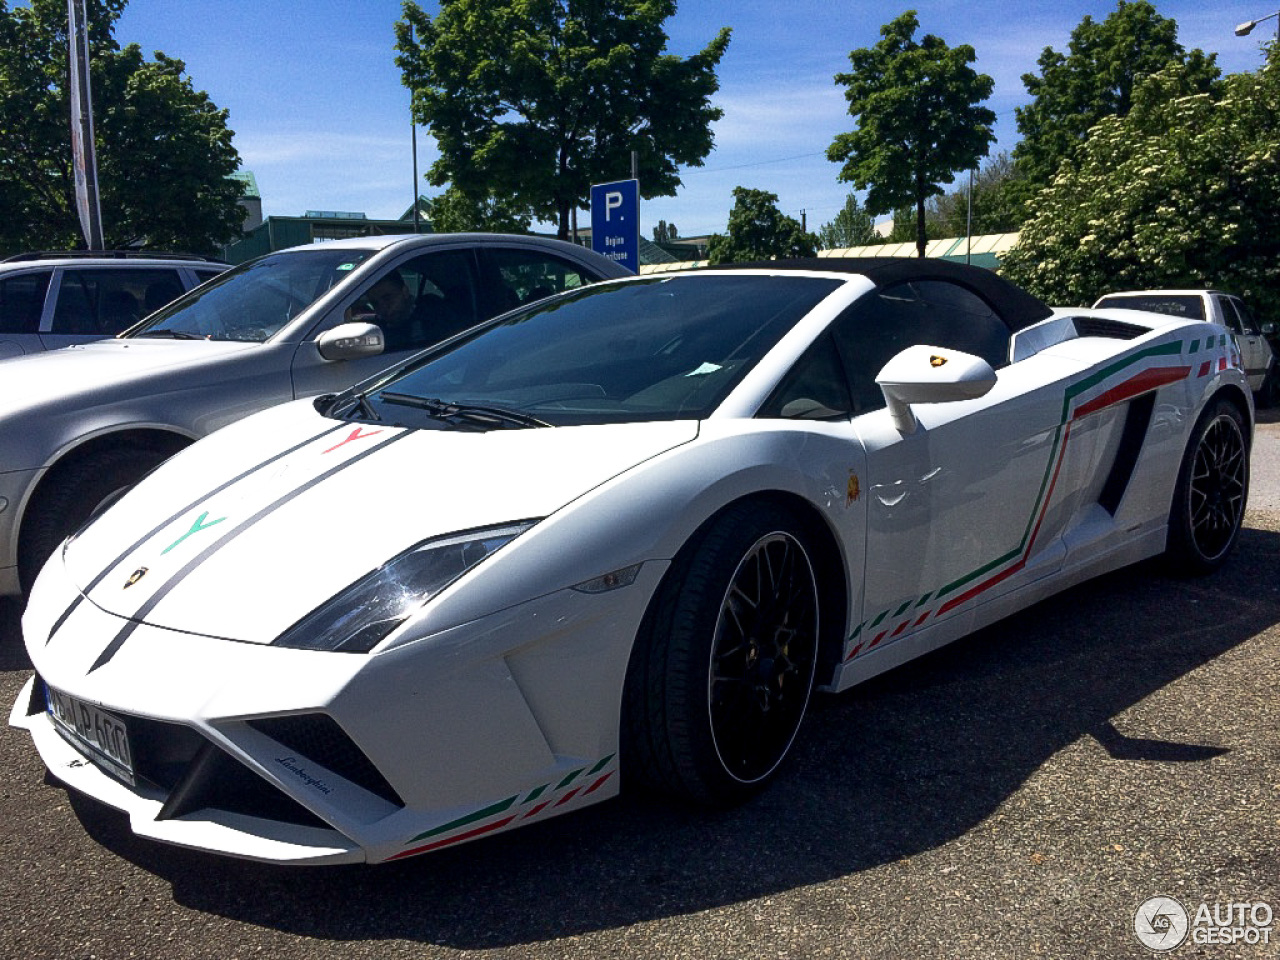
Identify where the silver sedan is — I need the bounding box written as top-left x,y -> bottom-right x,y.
0,233 -> 629,596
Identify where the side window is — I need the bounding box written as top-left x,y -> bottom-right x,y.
908,281 -> 1011,367
192,267 -> 226,285
346,250 -> 481,353
0,272 -> 51,333
757,332 -> 853,420
51,269 -> 184,335
141,272 -> 186,317
1228,298 -> 1260,335
1215,297 -> 1244,335
831,280 -> 1011,413
485,249 -> 594,315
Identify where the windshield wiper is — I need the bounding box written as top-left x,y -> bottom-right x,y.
379,392 -> 550,429
133,329 -> 204,340
331,390 -> 381,422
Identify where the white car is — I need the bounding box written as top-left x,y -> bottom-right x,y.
0,233 -> 629,596
12,259 -> 1252,865
1092,290 -> 1276,403
0,251 -> 227,360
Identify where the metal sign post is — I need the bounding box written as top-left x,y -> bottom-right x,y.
67,0 -> 104,250
590,179 -> 639,274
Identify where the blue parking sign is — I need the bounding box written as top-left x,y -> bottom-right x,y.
590,179 -> 639,274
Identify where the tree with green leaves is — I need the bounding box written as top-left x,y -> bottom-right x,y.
396,0 -> 730,241
0,0 -> 243,255
816,193 -> 877,250
707,187 -> 816,265
428,185 -> 533,234
923,152 -> 1026,238
1013,0 -> 1219,194
884,206 -> 930,245
653,219 -> 678,243
827,10 -> 995,258
1001,52 -> 1280,316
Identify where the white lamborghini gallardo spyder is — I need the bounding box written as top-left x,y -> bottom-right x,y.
11,259 -> 1252,864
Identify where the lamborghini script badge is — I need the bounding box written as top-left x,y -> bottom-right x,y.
930,354 -> 948,367
123,567 -> 148,589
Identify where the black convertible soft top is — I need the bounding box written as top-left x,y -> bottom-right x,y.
714,257 -> 1053,332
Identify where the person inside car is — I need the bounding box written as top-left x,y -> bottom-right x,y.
363,270 -> 429,352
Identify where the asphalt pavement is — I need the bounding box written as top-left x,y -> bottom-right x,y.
1,413 -> 1276,960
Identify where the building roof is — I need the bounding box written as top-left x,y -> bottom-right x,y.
638,232 -> 1023,275
818,232 -> 1022,270
229,171 -> 260,200
399,196 -> 434,222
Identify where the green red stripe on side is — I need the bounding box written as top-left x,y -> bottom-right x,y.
844,344 -> 1195,663
389,755 -> 616,861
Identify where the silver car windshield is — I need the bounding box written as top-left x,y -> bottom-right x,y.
129,249 -> 376,342
343,274 -> 843,427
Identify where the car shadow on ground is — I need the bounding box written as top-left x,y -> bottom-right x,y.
43,524 -> 1280,950
0,597 -> 26,671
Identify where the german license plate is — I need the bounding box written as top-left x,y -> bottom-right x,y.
45,686 -> 135,786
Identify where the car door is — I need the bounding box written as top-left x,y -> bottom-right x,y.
40,267 -> 190,351
0,270 -> 51,359
1219,295 -> 1271,390
288,246 -> 485,398
836,280 -> 1080,644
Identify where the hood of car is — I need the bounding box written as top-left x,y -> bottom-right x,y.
0,338 -> 258,407
62,401 -> 698,645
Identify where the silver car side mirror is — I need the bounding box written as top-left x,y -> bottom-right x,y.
317,322 -> 385,362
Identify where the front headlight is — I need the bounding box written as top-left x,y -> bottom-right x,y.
272,521 -> 536,653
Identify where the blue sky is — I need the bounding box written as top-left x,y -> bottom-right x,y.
111,0 -> 1276,239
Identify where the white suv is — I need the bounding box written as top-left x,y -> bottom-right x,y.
0,252 -> 228,360
1093,289 -> 1277,405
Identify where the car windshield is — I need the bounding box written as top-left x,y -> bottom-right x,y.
128,248 -> 376,342
340,274 -> 843,427
1096,294 -> 1206,320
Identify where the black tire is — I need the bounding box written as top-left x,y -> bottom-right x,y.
1165,397 -> 1249,576
623,502 -> 820,805
18,445 -> 168,593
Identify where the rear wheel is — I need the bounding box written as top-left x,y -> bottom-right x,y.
18,445 -> 170,593
623,503 -> 820,805
1165,397 -> 1248,575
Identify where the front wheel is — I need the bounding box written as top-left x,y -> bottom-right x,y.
18,445 -> 170,593
623,503 -> 821,805
1165,397 -> 1249,575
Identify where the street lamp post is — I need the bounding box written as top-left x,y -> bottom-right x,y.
1234,9 -> 1280,39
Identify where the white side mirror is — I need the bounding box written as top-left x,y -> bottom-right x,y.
876,344 -> 997,434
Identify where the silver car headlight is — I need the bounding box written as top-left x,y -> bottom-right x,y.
272,521 -> 537,653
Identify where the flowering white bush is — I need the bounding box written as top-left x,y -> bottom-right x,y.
1004,48 -> 1280,317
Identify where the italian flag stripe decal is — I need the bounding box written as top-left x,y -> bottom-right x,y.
392,757 -> 616,859
845,338 -> 1197,662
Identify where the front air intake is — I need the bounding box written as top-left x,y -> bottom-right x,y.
248,714 -> 404,808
